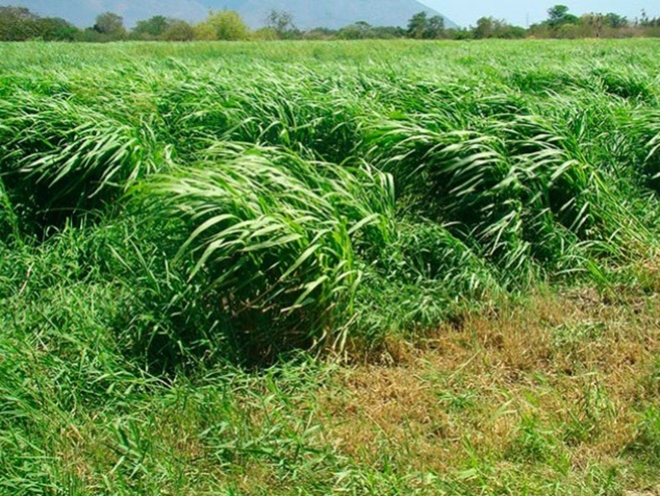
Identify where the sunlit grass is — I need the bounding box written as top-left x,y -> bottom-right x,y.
1,39 -> 660,494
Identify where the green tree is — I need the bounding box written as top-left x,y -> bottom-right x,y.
425,15 -> 445,38
338,21 -> 374,40
407,11 -> 428,39
473,16 -> 524,39
132,15 -> 170,40
37,17 -> 79,41
578,13 -> 603,37
162,20 -> 194,41
266,9 -> 297,39
93,12 -> 126,39
604,13 -> 628,28
547,5 -> 578,27
548,5 -> 569,24
0,7 -> 79,41
0,6 -> 40,41
474,16 -> 494,38
193,22 -> 216,40
302,27 -> 337,40
498,24 -> 526,39
196,10 -> 249,41
447,27 -> 473,40
371,26 -> 406,39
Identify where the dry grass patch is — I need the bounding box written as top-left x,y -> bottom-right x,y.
317,289 -> 660,487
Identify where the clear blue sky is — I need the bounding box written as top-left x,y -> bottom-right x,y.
419,0 -> 659,27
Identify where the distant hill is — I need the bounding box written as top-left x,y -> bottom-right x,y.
201,0 -> 457,30
6,0 -> 457,30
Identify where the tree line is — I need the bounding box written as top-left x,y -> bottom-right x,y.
1,4 -> 659,42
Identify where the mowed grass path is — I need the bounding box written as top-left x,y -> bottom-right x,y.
1,39 -> 660,494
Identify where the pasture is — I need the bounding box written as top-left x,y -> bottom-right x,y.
1,39 -> 660,494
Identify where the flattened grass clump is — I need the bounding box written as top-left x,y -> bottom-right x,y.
592,67 -> 657,102
366,111 -> 649,286
0,92 -> 162,233
140,144 -> 394,360
0,176 -> 19,244
631,110 -> 660,193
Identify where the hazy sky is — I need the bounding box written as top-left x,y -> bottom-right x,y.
418,1 -> 659,27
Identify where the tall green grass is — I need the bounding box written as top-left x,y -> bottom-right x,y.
2,39 -> 660,495
141,144 -> 394,358
1,39 -> 659,359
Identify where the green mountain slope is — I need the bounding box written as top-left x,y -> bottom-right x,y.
202,0 -> 457,29
8,0 -> 456,29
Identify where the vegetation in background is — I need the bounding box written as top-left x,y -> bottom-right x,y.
0,6 -> 78,41
1,4 -> 660,41
193,10 -> 250,41
406,11 -> 446,39
1,39 -> 660,494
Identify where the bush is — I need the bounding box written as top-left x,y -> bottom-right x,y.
195,10 -> 250,41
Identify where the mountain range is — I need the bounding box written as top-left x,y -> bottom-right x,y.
6,0 -> 457,30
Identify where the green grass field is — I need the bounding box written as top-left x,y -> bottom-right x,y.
1,39 -> 660,494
